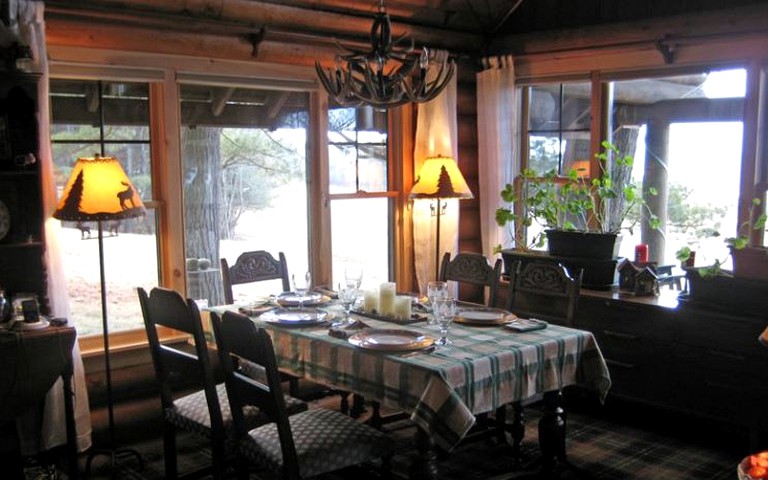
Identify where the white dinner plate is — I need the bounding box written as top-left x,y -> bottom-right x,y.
348,328 -> 435,352
276,292 -> 328,307
261,308 -> 329,326
454,307 -> 515,325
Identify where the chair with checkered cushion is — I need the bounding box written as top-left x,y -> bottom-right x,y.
138,287 -> 307,479
211,310 -> 395,480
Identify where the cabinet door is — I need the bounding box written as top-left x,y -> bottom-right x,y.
576,297 -> 674,404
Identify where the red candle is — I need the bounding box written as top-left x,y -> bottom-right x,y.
634,243 -> 649,263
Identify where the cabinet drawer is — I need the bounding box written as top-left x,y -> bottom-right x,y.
576,297 -> 674,341
604,359 -> 671,404
676,313 -> 767,356
593,329 -> 656,365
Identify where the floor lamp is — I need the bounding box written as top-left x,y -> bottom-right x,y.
409,154 -> 474,280
53,154 -> 146,474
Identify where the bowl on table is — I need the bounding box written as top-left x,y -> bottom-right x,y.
739,452 -> 768,480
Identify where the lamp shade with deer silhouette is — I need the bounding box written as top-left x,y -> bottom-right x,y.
52,154 -> 146,471
53,154 -> 145,221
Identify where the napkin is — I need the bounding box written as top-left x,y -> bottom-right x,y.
328,319 -> 369,339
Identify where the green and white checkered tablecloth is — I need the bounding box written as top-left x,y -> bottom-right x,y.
210,306 -> 611,451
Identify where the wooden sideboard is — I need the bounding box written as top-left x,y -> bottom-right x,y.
574,287 -> 768,441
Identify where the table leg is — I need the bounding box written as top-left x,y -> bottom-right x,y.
62,358 -> 79,480
538,390 -> 566,474
409,426 -> 439,480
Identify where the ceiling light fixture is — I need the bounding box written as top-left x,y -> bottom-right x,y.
315,0 -> 455,109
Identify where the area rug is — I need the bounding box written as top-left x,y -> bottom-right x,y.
84,404 -> 742,480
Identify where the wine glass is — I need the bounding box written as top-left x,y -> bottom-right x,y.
337,282 -> 356,325
432,296 -> 456,347
345,265 -> 363,289
292,271 -> 311,309
426,281 -> 448,324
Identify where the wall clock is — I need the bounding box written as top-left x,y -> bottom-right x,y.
0,198 -> 9,241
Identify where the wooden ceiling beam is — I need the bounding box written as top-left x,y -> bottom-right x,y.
210,87 -> 235,117
44,0 -> 485,53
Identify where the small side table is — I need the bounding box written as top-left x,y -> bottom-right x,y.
0,324 -> 78,479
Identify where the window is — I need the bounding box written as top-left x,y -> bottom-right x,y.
526,82 -> 592,175
522,81 -> 592,247
50,79 -> 160,336
608,68 -> 746,264
179,84 -> 311,304
327,104 -> 392,289
517,67 -> 760,270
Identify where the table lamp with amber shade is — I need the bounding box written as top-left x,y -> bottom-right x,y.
409,154 -> 474,279
53,154 -> 145,474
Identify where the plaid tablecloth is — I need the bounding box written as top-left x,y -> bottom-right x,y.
210,306 -> 611,451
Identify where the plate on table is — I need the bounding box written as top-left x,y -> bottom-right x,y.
348,328 -> 435,352
14,317 -> 50,330
261,308 -> 329,326
276,292 -> 329,307
455,307 -> 516,325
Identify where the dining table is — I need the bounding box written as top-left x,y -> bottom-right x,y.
209,299 -> 611,479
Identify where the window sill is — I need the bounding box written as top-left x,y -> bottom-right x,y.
78,326 -> 189,358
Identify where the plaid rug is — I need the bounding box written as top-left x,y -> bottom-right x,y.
83,401 -> 743,480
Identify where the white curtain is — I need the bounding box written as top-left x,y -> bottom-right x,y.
413,50 -> 458,294
477,55 -> 518,260
15,0 -> 93,453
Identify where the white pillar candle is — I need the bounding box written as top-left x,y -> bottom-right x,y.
363,289 -> 379,313
378,282 -> 397,317
394,295 -> 412,321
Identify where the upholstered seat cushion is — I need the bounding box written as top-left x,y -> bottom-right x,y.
239,407 -> 395,478
166,383 -> 307,438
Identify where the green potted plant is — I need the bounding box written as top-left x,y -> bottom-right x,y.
495,141 -> 659,288
676,198 -> 767,279
496,141 -> 659,258
675,198 -> 768,315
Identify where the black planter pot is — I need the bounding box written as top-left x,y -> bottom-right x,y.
681,268 -> 768,316
545,230 -> 621,260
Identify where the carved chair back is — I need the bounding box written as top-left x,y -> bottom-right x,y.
221,250 -> 291,304
439,252 -> 502,307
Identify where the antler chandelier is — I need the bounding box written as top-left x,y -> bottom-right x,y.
315,0 -> 455,109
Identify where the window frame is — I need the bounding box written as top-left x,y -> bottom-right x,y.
515,61 -> 768,257
47,47 -> 413,352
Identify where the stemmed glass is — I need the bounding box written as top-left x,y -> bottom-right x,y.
426,281 -> 448,325
344,265 -> 363,289
337,283 -> 357,325
292,271 -> 311,309
432,296 -> 456,347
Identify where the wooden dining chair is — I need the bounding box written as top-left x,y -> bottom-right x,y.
221,250 -> 291,305
221,250 -> 305,397
211,310 -> 395,480
439,251 -> 503,307
138,286 -> 307,479
505,261 -> 583,326
499,261 -> 584,460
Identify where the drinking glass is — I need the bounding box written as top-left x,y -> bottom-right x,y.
337,282 -> 356,325
426,281 -> 448,324
345,265 -> 363,289
292,271 -> 311,309
432,296 -> 456,347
